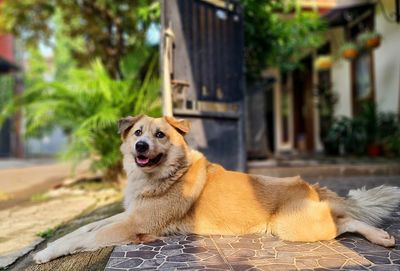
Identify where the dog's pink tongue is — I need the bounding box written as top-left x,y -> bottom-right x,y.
137,157 -> 150,166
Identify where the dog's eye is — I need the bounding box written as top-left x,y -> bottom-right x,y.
155,131 -> 165,139
134,130 -> 142,136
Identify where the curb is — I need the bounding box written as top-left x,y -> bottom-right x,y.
0,238 -> 44,269
247,162 -> 400,178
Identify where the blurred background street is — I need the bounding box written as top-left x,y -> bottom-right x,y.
0,0 -> 399,270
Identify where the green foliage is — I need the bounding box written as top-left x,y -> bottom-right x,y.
242,0 -> 327,81
0,1 -> 161,180
324,116 -> 368,156
0,75 -> 14,110
314,81 -> 338,120
377,112 -> 400,157
338,42 -> 359,57
314,80 -> 338,153
31,192 -> 50,202
1,54 -> 161,179
357,30 -> 381,44
339,42 -> 358,51
0,0 -> 160,78
36,228 -> 56,239
324,103 -> 400,157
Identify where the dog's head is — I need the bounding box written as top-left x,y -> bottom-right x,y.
118,115 -> 191,176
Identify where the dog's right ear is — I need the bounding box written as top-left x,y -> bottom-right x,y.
118,115 -> 143,140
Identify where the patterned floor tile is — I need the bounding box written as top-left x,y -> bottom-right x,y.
106,235 -> 229,271
105,231 -> 400,270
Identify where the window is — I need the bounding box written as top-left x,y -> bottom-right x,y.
346,9 -> 375,116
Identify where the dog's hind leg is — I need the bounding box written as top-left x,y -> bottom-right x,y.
337,217 -> 395,247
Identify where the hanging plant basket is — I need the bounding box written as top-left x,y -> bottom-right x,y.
314,55 -> 333,70
339,42 -> 359,60
357,31 -> 382,50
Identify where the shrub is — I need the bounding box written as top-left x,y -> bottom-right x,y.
324,103 -> 400,157
1,56 -> 161,181
324,116 -> 368,156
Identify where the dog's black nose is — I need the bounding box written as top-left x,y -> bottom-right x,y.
135,141 -> 149,153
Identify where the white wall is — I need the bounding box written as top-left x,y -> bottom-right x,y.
330,27 -> 353,117
374,0 -> 400,113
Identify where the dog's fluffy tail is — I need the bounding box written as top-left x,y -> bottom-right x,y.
345,185 -> 400,226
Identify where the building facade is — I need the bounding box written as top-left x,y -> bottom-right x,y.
263,0 -> 400,156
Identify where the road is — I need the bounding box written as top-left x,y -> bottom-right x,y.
0,159 -> 90,210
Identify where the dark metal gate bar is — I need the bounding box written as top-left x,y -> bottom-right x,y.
0,119 -> 11,157
0,74 -> 14,157
161,0 -> 245,171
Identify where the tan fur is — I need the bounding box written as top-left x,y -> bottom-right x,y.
34,115 -> 398,264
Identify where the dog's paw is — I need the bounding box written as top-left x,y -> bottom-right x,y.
129,234 -> 158,244
370,229 -> 396,247
138,234 -> 158,243
33,249 -> 52,264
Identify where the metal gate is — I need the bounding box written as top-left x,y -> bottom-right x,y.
0,74 -> 13,157
161,0 -> 246,171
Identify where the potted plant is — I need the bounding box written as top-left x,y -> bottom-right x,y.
339,42 -> 359,60
377,112 -> 400,157
381,131 -> 400,157
314,55 -> 333,70
357,31 -> 382,50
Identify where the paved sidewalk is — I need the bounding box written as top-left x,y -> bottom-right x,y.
248,160 -> 400,178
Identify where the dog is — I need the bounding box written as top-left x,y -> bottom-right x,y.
34,115 -> 400,264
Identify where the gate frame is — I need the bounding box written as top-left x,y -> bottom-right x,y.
160,0 -> 247,171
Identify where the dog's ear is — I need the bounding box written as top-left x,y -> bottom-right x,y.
164,116 -> 191,135
118,115 -> 143,139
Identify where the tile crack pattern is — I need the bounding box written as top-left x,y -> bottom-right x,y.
105,211 -> 400,270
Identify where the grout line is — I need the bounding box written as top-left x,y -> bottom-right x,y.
209,235 -> 235,271
319,240 -> 373,269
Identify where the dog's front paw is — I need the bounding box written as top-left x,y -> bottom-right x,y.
33,249 -> 52,264
137,234 -> 158,243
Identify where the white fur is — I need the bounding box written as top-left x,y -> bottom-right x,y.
346,185 -> 400,226
33,213 -> 125,263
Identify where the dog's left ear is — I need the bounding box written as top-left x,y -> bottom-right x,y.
118,115 -> 143,139
164,116 -> 191,135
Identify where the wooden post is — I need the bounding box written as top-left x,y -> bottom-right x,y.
162,26 -> 174,117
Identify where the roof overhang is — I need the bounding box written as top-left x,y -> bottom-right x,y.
0,57 -> 19,74
278,1 -> 376,27
321,2 -> 375,27
299,0 -> 375,9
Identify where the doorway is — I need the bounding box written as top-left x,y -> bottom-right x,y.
292,56 -> 315,152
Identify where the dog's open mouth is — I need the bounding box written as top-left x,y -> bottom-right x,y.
135,153 -> 163,167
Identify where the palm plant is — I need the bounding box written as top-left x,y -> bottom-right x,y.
1,54 -> 161,181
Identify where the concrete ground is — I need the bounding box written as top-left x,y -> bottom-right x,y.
0,159 -> 91,210
0,159 -> 122,269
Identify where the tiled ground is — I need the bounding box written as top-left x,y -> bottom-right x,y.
105,212 -> 400,271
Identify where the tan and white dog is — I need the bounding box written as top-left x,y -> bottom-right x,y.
34,115 -> 400,264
